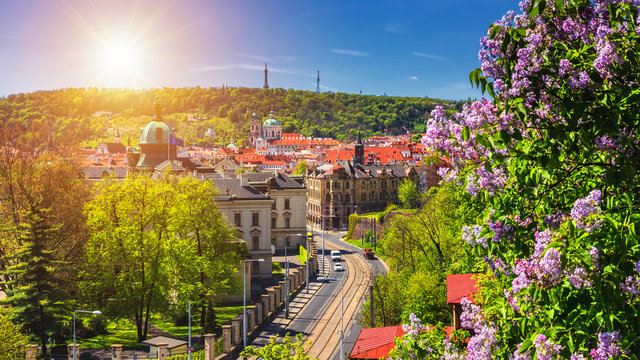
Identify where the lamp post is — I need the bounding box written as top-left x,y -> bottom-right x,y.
73,310 -> 102,360
319,213 -> 334,276
243,258 -> 264,350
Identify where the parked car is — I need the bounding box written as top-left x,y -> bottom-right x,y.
363,248 -> 375,259
331,250 -> 342,261
334,262 -> 345,272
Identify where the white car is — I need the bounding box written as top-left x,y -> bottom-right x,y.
334,262 -> 345,272
330,250 -> 342,261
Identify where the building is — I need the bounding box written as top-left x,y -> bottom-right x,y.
205,175 -> 274,282
349,325 -> 404,359
242,172 -> 307,253
305,135 -> 414,229
447,273 -> 480,330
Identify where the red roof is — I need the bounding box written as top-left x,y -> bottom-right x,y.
349,325 -> 404,359
447,274 -> 480,304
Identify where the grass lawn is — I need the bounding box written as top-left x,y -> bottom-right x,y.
78,318 -> 140,348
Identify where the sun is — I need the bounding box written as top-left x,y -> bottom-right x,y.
101,39 -> 139,74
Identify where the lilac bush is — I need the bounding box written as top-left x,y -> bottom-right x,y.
415,0 -> 640,357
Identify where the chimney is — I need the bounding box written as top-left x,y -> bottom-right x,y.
239,174 -> 248,187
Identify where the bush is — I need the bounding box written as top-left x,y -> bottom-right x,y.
88,315 -> 108,335
170,310 -> 189,327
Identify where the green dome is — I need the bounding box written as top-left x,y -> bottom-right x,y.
263,111 -> 281,127
139,121 -> 174,144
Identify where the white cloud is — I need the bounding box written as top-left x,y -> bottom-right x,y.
331,49 -> 370,57
234,54 -> 269,62
409,76 -> 419,81
384,24 -> 402,34
412,51 -> 447,61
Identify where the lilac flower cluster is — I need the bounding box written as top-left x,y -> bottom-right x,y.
534,334 -> 562,360
488,212 -> 514,242
507,230 -> 564,310
591,247 -> 601,273
620,260 -> 640,296
460,298 -> 498,360
485,255 -> 509,276
590,332 -> 622,360
566,266 -> 593,289
421,100 -> 512,197
443,338 -> 464,360
543,212 -> 565,229
401,313 -> 426,338
570,190 -> 603,232
462,225 -> 487,248
511,342 -> 531,360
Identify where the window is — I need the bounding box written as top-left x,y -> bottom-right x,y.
284,198 -> 290,210
326,194 -> 331,202
155,127 -> 163,141
285,217 -> 290,228
326,182 -> 330,189
252,236 -> 260,249
252,213 -> 259,226
234,213 -> 241,226
346,182 -> 350,189
272,200 -> 276,210
271,216 -> 276,229
345,194 -> 351,203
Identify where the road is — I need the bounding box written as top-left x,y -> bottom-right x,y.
291,229 -> 388,360
245,228 -> 388,360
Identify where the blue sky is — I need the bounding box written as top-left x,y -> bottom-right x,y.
0,0 -> 520,100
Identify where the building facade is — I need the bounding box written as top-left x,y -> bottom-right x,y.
305,160 -> 413,230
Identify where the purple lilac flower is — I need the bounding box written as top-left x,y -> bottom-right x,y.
621,275 -> 640,296
590,332 -> 622,360
485,255 -> 509,276
591,247 -> 601,272
443,338 -> 464,360
538,248 -> 562,287
463,225 -> 487,247
488,212 -> 514,242
570,354 -> 586,360
534,334 -> 562,360
512,342 -> 532,360
570,190 -> 603,232
566,267 -> 593,289
460,298 -> 498,360
543,212 -> 565,229
401,313 -> 426,337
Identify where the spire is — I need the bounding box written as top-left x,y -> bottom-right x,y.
316,70 -> 320,93
153,97 -> 163,120
263,63 -> 269,89
354,132 -> 364,165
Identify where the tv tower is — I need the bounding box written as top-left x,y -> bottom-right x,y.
263,63 -> 269,89
316,70 -> 320,93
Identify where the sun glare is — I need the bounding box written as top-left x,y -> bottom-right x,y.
106,44 -> 133,70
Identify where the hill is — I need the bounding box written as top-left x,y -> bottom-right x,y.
0,87 -> 466,149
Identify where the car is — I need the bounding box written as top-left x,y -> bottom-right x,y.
334,262 -> 344,272
330,250 -> 342,261
363,248 -> 375,259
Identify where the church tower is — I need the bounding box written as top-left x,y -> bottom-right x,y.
263,63 -> 269,89
249,111 -> 260,148
354,132 -> 364,165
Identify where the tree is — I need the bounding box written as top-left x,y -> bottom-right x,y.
240,333 -> 316,360
80,173 -> 243,342
0,308 -> 29,360
397,178 -> 421,209
419,0 -> 640,357
294,160 -> 308,175
2,208 -> 65,355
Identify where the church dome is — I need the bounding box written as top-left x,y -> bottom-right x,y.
139,121 -> 174,144
263,110 -> 281,127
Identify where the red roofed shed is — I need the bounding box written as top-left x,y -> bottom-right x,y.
349,325 -> 404,359
447,274 -> 480,329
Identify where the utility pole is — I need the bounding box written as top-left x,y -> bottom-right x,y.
370,284 -> 374,328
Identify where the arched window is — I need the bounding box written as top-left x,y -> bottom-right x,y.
155,127 -> 163,141
345,194 -> 351,203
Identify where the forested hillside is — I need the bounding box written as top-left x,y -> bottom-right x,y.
0,87 -> 464,149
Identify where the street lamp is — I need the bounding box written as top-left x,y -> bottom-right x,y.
243,258 -> 264,350
73,310 -> 102,360
320,213 -> 335,276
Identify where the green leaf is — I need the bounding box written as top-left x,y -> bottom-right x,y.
490,25 -> 503,39
462,126 -> 471,141
519,339 -> 533,353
